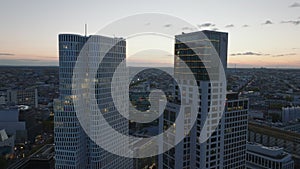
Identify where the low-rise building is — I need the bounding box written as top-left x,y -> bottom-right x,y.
282,106 -> 300,123
0,129 -> 15,156
246,142 -> 294,169
0,107 -> 26,143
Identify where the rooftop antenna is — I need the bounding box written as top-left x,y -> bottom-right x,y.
84,23 -> 87,37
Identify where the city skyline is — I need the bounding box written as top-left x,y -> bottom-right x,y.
1,1 -> 300,169
0,0 -> 299,68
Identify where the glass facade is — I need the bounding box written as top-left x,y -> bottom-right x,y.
159,31 -> 248,169
54,34 -> 132,169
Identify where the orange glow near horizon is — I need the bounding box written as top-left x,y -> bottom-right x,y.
228,54 -> 300,68
3,52 -> 299,68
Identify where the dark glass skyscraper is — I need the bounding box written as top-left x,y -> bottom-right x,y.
159,30 -> 248,169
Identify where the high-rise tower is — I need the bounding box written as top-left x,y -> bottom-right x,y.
54,34 -> 132,169
158,30 -> 248,169
54,34 -> 88,169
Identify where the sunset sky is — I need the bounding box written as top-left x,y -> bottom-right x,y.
0,0 -> 299,68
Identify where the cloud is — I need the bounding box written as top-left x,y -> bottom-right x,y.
164,24 -> 172,28
262,20 -> 273,25
242,24 -> 250,27
18,59 -> 41,62
211,28 -> 219,31
225,24 -> 234,28
0,59 -> 58,66
272,53 -> 297,57
182,26 -> 196,31
198,23 -> 215,28
231,52 -> 298,57
145,22 -> 151,26
281,20 -> 300,25
0,53 -> 15,56
290,2 -> 300,7
230,52 -> 269,56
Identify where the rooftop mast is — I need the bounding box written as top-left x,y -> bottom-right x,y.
85,23 -> 87,37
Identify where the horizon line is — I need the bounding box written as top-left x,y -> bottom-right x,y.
0,65 -> 300,70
